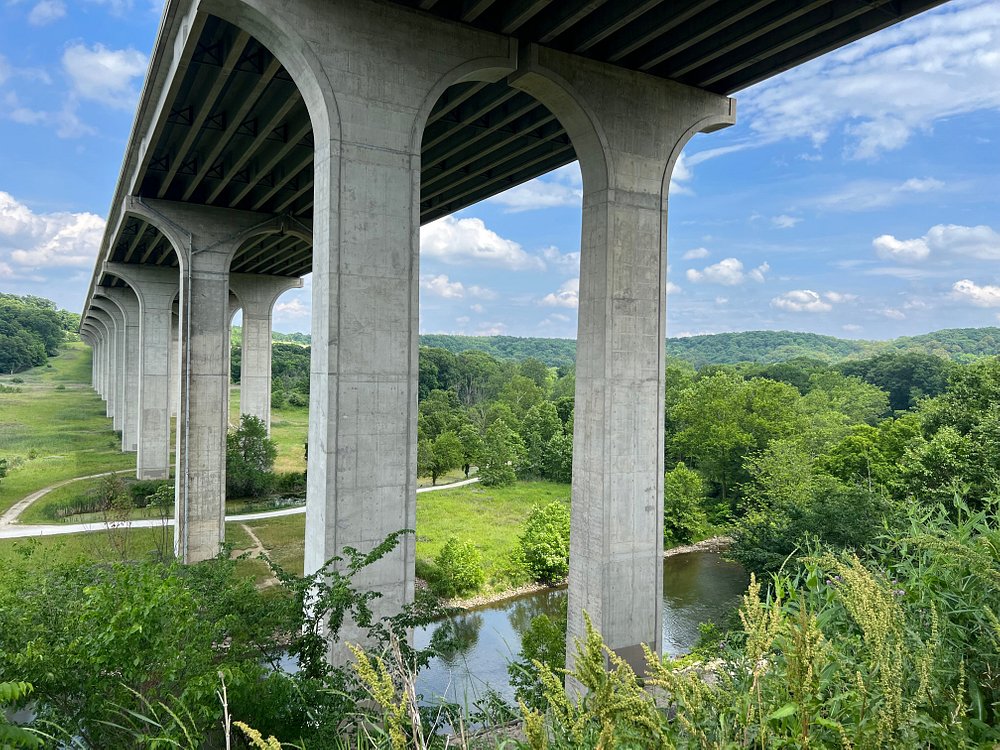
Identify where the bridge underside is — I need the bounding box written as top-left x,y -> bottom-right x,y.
81,0 -> 948,672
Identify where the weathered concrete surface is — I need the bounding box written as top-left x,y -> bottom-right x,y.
97,286 -> 141,452
123,198 -> 292,563
511,43 -> 734,681
229,273 -> 303,431
106,263 -> 179,481
205,0 -> 519,657
89,308 -> 118,422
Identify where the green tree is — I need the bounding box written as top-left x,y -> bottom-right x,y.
479,418 -> 526,487
457,423 -> 484,478
543,431 -> 573,483
226,414 -> 278,498
431,537 -> 485,597
518,357 -> 551,390
418,430 -> 463,485
520,401 -> 562,478
663,462 -> 708,546
518,502 -> 571,584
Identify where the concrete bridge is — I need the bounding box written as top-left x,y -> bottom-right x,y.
79,0 -> 946,670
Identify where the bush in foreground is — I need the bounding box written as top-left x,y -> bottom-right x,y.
518,501 -> 571,584
430,536 -> 485,597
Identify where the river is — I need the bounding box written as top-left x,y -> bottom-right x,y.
413,550 -> 749,706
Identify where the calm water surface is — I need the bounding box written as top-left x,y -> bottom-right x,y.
414,550 -> 748,705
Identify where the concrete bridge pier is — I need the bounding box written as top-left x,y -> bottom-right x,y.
97,286 -> 142,452
511,45 -> 735,680
121,199 -> 287,562
106,263 -> 179,481
91,298 -> 128,437
90,309 -> 117,422
229,273 -> 304,432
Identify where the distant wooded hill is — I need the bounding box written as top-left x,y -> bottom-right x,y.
248,327 -> 1000,368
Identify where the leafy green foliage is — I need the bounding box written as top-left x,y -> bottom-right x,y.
508,598 -> 567,710
0,294 -> 77,374
430,536 -> 485,597
518,502 -> 571,584
479,418 -> 526,487
226,414 -> 278,499
524,503 -> 1000,749
663,462 -> 709,546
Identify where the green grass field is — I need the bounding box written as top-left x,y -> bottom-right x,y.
0,341 -> 565,595
0,343 -> 135,515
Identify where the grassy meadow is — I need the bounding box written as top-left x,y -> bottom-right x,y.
0,342 -> 135,515
0,342 -> 558,594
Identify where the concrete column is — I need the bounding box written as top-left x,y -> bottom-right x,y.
119,199 -> 285,563
240,0 -> 517,658
106,263 -> 179,480
99,287 -> 142,452
91,298 -> 128,436
229,274 -> 302,431
170,312 -> 179,419
91,309 -> 117,421
511,45 -> 734,678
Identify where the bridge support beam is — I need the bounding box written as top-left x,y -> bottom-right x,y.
119,199 -> 282,562
229,274 -> 303,432
511,45 -> 735,681
107,264 -> 179,481
90,308 -> 118,423
97,286 -> 142,452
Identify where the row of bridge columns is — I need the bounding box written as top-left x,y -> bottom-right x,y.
80,0 -> 735,674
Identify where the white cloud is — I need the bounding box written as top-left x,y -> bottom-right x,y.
880,307 -> 907,320
669,152 -> 694,195
420,215 -> 544,271
540,277 -> 579,308
681,247 -> 709,260
715,296 -> 728,305
771,214 -> 801,229
476,322 -> 507,336
0,190 -> 103,269
842,324 -> 863,332
62,43 -> 147,110
814,176 -> 946,212
28,0 -> 65,24
549,313 -> 570,322
469,303 -> 484,314
541,245 -> 580,274
741,0 -> 1000,159
686,257 -> 769,286
273,298 -> 309,318
488,162 -> 582,212
666,281 -> 681,295
0,260 -> 14,278
420,274 -> 464,299
771,289 -> 833,313
467,284 -> 497,300
874,223 -> 1000,263
823,291 -> 858,303
873,234 -> 930,262
951,279 -> 1000,307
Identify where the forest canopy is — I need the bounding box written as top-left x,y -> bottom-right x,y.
0,294 -> 79,374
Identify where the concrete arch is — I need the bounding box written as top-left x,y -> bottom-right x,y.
122,198 -> 192,274
507,48 -> 612,196
222,214 -> 313,272
199,0 -> 341,159
410,51 -> 519,158
659,107 -> 737,206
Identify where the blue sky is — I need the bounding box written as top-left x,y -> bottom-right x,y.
1,0 -> 998,340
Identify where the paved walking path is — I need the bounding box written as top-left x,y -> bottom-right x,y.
0,469 -> 133,526
0,475 -> 480,540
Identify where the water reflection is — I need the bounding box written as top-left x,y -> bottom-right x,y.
415,551 -> 748,704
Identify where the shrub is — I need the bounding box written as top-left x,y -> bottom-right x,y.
226,414 -> 277,499
508,597 -> 567,710
431,537 -> 485,598
663,461 -> 709,546
518,502 -> 571,584
287,391 -> 308,408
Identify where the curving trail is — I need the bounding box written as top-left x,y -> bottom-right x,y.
0,475 -> 480,540
0,469 -> 133,527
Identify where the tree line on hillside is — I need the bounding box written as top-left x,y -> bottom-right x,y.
0,294 -> 79,374
239,326 -> 1000,370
